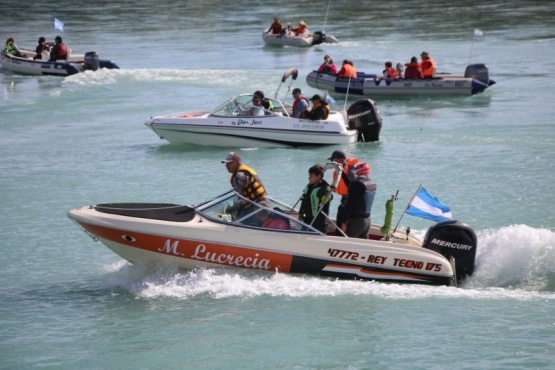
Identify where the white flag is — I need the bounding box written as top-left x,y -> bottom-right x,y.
55,18 -> 64,32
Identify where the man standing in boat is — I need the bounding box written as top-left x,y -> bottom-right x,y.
222,152 -> 267,222
326,150 -> 358,236
341,163 -> 376,239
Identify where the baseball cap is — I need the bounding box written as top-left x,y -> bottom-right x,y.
221,152 -> 241,163
310,94 -> 322,101
327,149 -> 346,161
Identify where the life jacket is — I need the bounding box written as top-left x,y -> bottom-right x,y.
339,64 -> 357,78
333,157 -> 359,196
383,67 -> 396,78
271,22 -> 282,34
404,63 -> 423,79
292,25 -> 307,36
307,101 -> 330,120
293,96 -> 309,118
420,58 -> 435,77
231,164 -> 267,202
57,43 -> 68,58
6,42 -> 16,55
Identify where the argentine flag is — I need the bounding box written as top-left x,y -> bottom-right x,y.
407,186 -> 452,222
54,18 -> 64,32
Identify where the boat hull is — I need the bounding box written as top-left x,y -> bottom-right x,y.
68,205 -> 456,286
1,48 -> 119,76
307,70 -> 491,96
262,31 -> 338,47
145,111 -> 359,147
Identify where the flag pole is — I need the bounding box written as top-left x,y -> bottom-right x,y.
392,184 -> 422,233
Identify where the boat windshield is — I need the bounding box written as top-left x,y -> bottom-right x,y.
195,190 -> 322,234
210,94 -> 288,117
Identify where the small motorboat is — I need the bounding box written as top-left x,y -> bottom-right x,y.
0,47 -> 119,77
145,68 -> 382,147
307,64 -> 496,96
67,189 -> 478,287
262,30 -> 338,47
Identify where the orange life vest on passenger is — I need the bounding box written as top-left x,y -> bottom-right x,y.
338,64 -> 357,78
332,157 -> 359,196
420,58 -> 435,78
384,67 -> 396,78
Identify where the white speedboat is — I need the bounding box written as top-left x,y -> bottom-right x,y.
0,47 -> 119,76
67,190 -> 478,286
306,64 -> 495,96
145,68 -> 382,147
262,30 -> 338,47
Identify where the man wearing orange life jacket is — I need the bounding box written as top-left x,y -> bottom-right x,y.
327,149 -> 359,235
49,36 -> 68,61
291,88 -> 309,118
420,51 -> 436,78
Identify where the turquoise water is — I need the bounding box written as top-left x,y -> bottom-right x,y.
1,1 -> 555,369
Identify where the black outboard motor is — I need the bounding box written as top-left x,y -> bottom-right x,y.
464,63 -> 492,86
84,51 -> 100,71
312,31 -> 327,45
347,99 -> 383,142
422,220 -> 478,284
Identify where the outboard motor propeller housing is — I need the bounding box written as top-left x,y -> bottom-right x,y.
464,63 -> 490,86
84,51 -> 100,71
347,99 -> 383,142
312,31 -> 326,45
422,220 -> 478,284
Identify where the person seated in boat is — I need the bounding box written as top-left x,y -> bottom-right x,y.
338,60 -> 357,78
254,90 -> 273,111
420,51 -> 436,78
404,56 -> 423,79
383,61 -> 396,78
291,88 -> 309,118
49,36 -> 68,61
34,37 -> 50,60
318,54 -> 338,74
290,21 -> 308,36
267,17 -> 285,35
304,95 -> 329,120
222,152 -> 267,224
5,38 -> 23,57
256,201 -> 290,230
299,164 -> 333,234
341,163 -> 376,239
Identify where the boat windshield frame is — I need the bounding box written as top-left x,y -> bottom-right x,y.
210,94 -> 288,118
194,190 -> 323,234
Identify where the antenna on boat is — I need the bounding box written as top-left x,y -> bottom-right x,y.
323,0 -> 332,32
342,77 -> 352,113
389,130 -> 421,233
468,28 -> 483,64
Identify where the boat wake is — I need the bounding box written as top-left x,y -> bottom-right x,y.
98,224 -> 555,300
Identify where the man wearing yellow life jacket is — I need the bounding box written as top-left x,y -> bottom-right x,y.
222,152 -> 267,223
304,95 -> 330,120
327,149 -> 359,235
